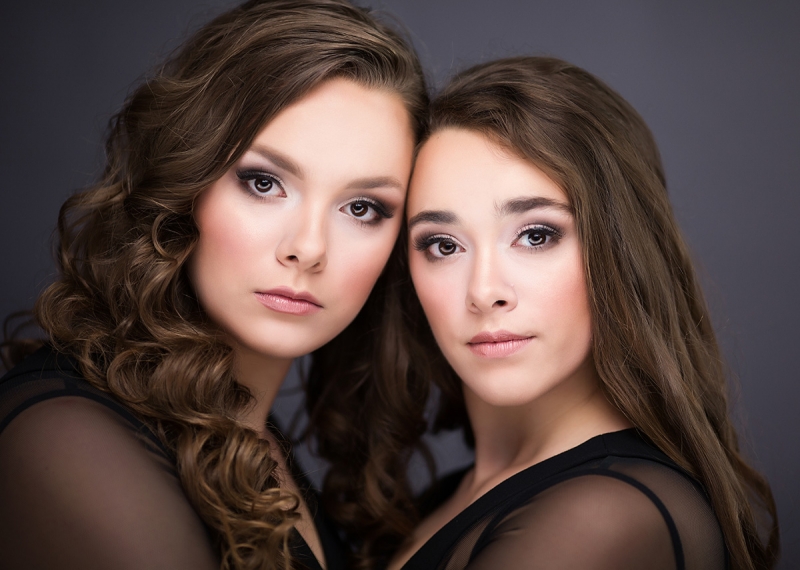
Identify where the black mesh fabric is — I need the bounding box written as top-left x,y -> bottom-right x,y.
0,345 -> 344,570
403,430 -> 726,570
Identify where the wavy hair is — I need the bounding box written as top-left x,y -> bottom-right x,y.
33,1 -> 427,568
400,56 -> 779,570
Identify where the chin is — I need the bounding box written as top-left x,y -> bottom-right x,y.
462,373 -> 547,408
238,319 -> 343,355
234,331 -> 329,360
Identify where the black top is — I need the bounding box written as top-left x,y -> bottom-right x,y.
403,429 -> 727,570
0,345 -> 346,570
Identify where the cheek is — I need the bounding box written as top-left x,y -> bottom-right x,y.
558,262 -> 591,328
532,254 -> 593,352
409,259 -> 462,336
189,188 -> 281,307
195,212 -> 260,270
327,220 -> 402,307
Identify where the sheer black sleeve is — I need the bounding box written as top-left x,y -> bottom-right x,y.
447,460 -> 724,570
405,431 -> 726,570
0,382 -> 219,569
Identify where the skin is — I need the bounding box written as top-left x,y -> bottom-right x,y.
390,129 -> 629,569
189,78 -> 415,567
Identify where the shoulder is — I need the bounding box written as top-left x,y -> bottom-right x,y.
469,449 -> 725,570
0,348 -> 218,570
0,344 -> 169,456
0,348 -> 175,493
2,345 -> 97,432
1,344 -> 99,429
0,344 -> 178,501
501,470 -> 679,549
0,392 -> 164,470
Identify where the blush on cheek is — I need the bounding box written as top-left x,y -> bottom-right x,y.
411,271 -> 456,338
534,251 -> 589,311
329,232 -> 397,313
200,206 -> 262,259
346,261 -> 382,300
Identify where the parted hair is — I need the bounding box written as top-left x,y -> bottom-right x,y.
32,1 -> 427,568
402,56 -> 779,570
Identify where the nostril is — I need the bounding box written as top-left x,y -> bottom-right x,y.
494,300 -> 507,307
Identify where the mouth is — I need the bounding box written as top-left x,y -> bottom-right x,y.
467,330 -> 534,358
254,287 -> 323,316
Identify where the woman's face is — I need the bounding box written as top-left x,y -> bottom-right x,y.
407,129 -> 596,408
190,78 -> 414,361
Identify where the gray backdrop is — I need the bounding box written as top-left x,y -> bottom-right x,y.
1,1 -> 797,567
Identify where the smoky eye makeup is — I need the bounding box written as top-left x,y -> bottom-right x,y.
513,223 -> 564,250
235,168 -> 286,199
353,197 -> 395,219
342,196 -> 396,226
412,232 -> 464,260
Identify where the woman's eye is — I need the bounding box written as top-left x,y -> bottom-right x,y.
514,226 -> 560,249
236,170 -> 285,198
413,235 -> 464,259
342,199 -> 392,225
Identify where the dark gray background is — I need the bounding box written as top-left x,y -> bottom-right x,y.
1,1 -> 797,566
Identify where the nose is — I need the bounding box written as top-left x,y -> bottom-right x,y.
465,248 -> 517,314
276,205 -> 328,272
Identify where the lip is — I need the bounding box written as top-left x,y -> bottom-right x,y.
254,287 -> 322,316
467,330 -> 533,358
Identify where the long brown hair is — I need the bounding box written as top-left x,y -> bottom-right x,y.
32,1 -> 427,568
305,220 -> 439,567
404,56 -> 779,570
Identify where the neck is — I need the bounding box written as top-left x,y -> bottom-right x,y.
232,342 -> 293,436
464,363 -> 631,490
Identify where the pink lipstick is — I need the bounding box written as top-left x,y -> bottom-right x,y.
255,287 -> 322,316
467,330 -> 533,358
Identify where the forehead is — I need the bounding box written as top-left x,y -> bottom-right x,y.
250,78 -> 413,177
263,78 -> 408,131
407,128 -> 567,217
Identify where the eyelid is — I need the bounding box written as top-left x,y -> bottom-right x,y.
412,232 -> 453,251
513,223 -> 563,248
236,168 -> 286,189
516,223 -> 562,237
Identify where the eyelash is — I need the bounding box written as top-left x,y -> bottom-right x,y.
513,224 -> 563,250
236,169 -> 285,199
344,197 -> 394,227
413,233 -> 464,261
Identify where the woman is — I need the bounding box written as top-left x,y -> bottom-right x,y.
390,57 -> 779,569
0,1 -> 427,569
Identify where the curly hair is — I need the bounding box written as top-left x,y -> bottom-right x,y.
400,56 -> 779,570
33,1 -> 427,568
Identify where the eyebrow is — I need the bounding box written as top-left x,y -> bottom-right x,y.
498,196 -> 572,216
407,210 -> 459,229
346,176 -> 405,192
247,145 -> 404,192
249,144 -> 304,178
408,196 -> 571,230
